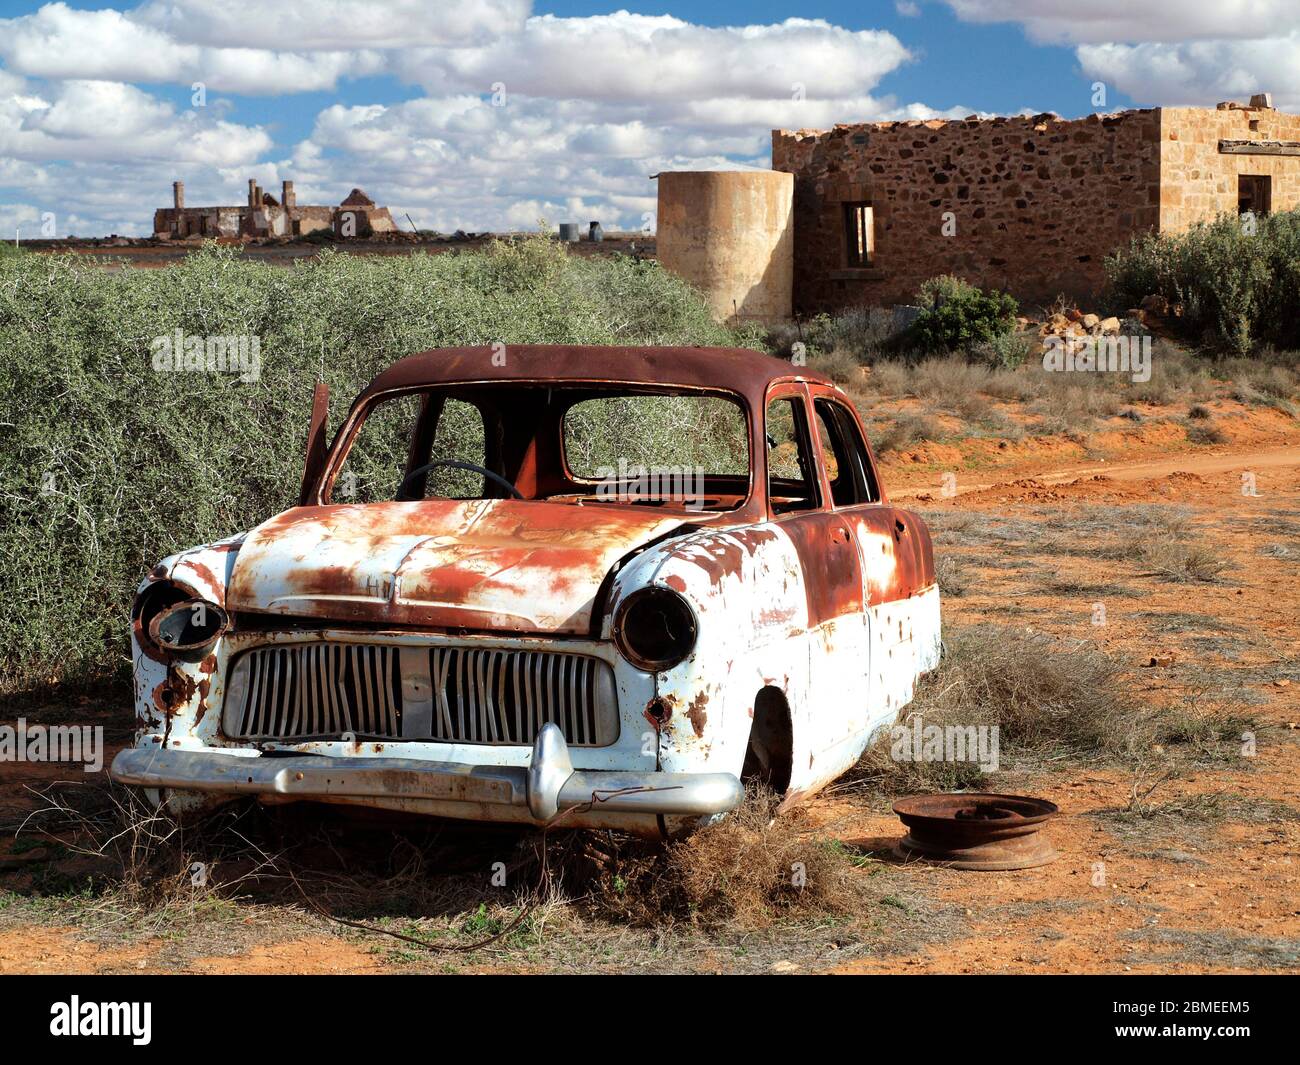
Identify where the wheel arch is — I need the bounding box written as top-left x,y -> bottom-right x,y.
741,684 -> 794,795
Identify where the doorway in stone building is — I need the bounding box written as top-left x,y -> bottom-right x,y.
1238,175 -> 1272,217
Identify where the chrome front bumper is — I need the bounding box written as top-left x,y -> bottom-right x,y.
110,723 -> 744,823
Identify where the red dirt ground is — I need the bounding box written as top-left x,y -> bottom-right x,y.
1,427 -> 1297,974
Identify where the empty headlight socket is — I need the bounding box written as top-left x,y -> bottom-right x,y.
145,598 -> 229,663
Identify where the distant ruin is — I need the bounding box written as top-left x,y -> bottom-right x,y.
153,179 -> 396,240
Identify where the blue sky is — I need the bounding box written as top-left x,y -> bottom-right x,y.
0,1 -> 1292,236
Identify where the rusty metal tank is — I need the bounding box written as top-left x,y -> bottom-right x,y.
655,170 -> 793,323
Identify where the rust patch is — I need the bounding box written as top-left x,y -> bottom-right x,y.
177,559 -> 222,595
151,666 -> 197,715
643,697 -> 672,729
686,692 -> 709,737
779,515 -> 864,625
193,678 -> 212,726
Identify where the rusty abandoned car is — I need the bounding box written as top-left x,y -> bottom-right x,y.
111,345 -> 941,835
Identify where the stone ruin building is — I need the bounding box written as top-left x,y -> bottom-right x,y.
153,179 -> 396,240
656,95 -> 1300,319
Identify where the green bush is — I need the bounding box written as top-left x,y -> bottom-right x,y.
910,277 -> 1018,354
969,330 -> 1034,369
1104,208 -> 1300,355
917,274 -> 979,309
0,239 -> 751,696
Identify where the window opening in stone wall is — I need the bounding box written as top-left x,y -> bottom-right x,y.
1238,175 -> 1272,217
843,202 -> 874,267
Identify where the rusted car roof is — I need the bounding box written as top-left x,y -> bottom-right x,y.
354,344 -> 831,407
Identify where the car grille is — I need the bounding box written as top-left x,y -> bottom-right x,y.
221,642 -> 619,747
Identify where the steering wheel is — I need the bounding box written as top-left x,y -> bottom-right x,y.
397,459 -> 523,501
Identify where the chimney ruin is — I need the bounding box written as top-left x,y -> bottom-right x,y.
173,181 -> 184,210
281,180 -> 296,208
247,179 -> 257,208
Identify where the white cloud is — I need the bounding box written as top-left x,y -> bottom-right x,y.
397,15 -> 913,102
0,76 -> 272,234
0,201 -> 44,236
0,6 -> 917,102
896,2 -> 922,17
0,80 -> 272,165
1078,34 -> 1300,111
133,0 -> 529,50
0,4 -> 180,81
941,2 -> 1300,110
288,86 -> 984,234
0,4 -> 390,93
941,1 -> 1297,45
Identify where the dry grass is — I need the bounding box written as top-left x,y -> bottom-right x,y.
844,625 -> 1141,796
1185,419 -> 1227,445
1029,381 -> 1124,434
0,777 -> 907,970
867,360 -> 912,396
935,554 -> 970,597
909,357 -> 993,401
843,621 -> 1259,798
0,781 -> 317,961
871,410 -> 945,454
918,626 -> 1143,754
1151,684 -> 1259,755
808,346 -> 863,385
584,790 -> 881,931
846,338 -> 1297,455
1139,541 -> 1233,583
982,367 -> 1046,402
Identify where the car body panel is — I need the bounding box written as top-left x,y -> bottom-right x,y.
226,498 -> 691,633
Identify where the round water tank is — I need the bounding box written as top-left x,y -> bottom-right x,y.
656,170 -> 793,322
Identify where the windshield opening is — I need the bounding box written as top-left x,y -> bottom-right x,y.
325,383 -> 752,514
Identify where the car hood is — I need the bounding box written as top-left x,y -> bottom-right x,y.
226,499 -> 692,634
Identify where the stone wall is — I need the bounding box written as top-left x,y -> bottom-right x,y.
1160,105 -> 1300,230
773,110 -> 1163,313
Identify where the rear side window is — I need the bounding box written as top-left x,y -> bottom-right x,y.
814,398 -> 878,505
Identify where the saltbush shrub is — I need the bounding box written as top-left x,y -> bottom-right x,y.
0,238 -> 750,695
1104,208 -> 1300,355
910,277 -> 1018,354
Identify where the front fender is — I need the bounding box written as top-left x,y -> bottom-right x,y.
132,534 -> 245,744
604,525 -> 811,777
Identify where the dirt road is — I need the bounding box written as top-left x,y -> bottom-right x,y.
891,444 -> 1300,500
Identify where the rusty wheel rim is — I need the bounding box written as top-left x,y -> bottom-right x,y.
891,793 -> 1061,871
